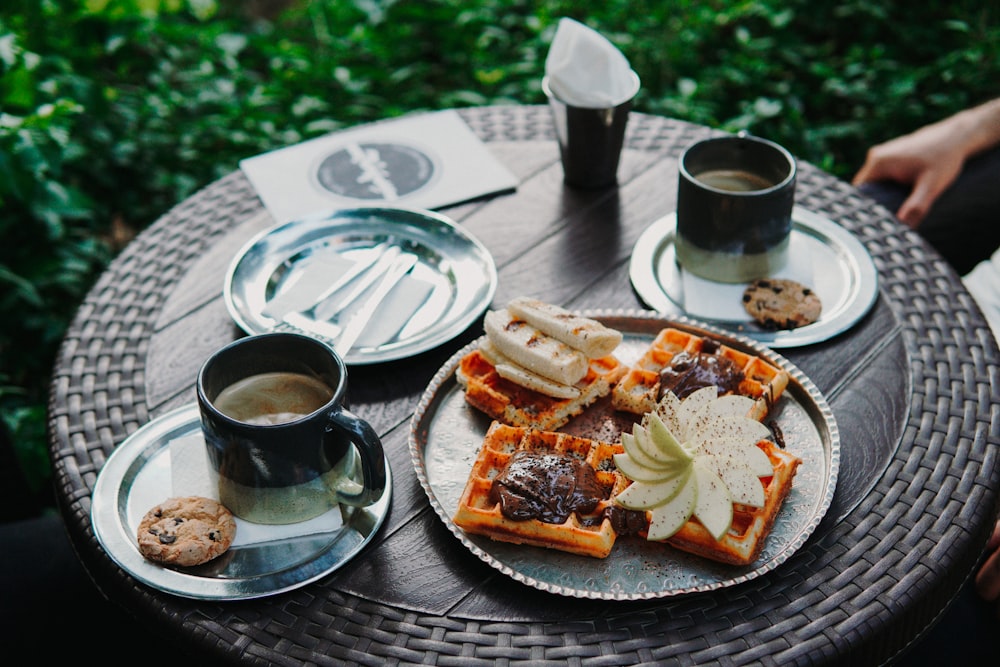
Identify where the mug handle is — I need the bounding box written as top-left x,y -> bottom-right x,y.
325,408 -> 387,507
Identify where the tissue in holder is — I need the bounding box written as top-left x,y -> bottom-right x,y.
544,17 -> 638,107
543,18 -> 639,189
169,433 -> 344,547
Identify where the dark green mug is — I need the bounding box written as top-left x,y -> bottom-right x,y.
197,332 -> 386,524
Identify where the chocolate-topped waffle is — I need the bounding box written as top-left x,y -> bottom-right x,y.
452,421 -> 627,559
457,349 -> 626,431
612,327 -> 789,421
653,439 -> 801,565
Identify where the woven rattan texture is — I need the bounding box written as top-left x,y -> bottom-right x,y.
47,106 -> 1000,666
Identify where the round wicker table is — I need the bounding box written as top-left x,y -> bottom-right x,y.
48,106 -> 1000,665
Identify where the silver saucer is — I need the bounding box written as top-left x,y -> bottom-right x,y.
225,207 -> 497,365
630,207 -> 879,347
91,403 -> 392,600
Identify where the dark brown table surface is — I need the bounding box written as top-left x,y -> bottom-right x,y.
48,105 -> 1000,666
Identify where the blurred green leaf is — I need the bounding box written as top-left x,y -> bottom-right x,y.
1,0 -> 998,510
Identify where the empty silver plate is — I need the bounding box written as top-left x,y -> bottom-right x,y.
225,207 -> 498,364
630,207 -> 879,347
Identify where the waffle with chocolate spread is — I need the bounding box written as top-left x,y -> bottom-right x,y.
452,421 -> 627,559
649,439 -> 801,566
611,327 -> 789,421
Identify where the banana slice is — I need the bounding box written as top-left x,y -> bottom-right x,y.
507,296 -> 622,359
483,309 -> 589,386
480,340 -> 581,399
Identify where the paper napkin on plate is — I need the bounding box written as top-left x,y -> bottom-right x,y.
679,235 -> 817,322
353,274 -> 435,349
544,17 -> 636,107
169,433 -> 344,547
261,247 -> 355,320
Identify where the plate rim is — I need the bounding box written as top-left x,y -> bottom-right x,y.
629,206 -> 879,347
408,310 -> 841,600
91,402 -> 393,601
224,205 -> 498,365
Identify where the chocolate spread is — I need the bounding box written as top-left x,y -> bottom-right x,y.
490,450 -> 606,524
658,346 -> 745,400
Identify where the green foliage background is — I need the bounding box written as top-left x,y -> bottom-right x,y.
2,0 -> 998,513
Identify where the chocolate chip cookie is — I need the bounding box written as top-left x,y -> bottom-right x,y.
136,496 -> 236,567
742,278 -> 822,330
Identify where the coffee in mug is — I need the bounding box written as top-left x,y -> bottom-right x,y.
675,134 -> 796,283
213,372 -> 334,426
197,332 -> 387,524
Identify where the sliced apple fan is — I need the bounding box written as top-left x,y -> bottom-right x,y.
613,386 -> 773,541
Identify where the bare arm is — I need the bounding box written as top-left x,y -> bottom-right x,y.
975,519 -> 1000,602
853,98 -> 1000,228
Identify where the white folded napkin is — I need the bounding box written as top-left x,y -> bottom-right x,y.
261,248 -> 355,320
680,235 -> 816,321
260,245 -> 435,349
544,17 -> 636,107
169,433 -> 344,547
353,274 -> 435,348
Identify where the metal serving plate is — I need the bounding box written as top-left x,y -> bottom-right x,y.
91,403 -> 392,600
409,312 -> 839,600
630,207 -> 878,347
225,207 -> 497,365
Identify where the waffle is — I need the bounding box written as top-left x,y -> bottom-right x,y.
452,422 -> 627,559
621,439 -> 801,566
456,348 -> 626,431
612,327 -> 789,421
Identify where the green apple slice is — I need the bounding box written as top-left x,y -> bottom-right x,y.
691,458 -> 734,541
645,413 -> 694,463
650,390 -> 683,437
676,386 -> 719,432
685,394 -> 756,434
614,467 -> 691,510
630,420 -> 686,466
696,415 -> 770,446
620,432 -> 673,471
700,453 -> 765,508
694,437 -> 774,477
613,452 -> 680,483
646,473 -> 698,541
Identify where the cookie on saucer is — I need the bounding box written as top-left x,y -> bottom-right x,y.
136,496 -> 236,567
742,278 -> 822,330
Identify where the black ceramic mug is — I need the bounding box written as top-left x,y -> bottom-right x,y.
542,71 -> 640,189
196,332 -> 386,524
675,134 -> 796,283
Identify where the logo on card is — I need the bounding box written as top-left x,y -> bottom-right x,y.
313,141 -> 437,201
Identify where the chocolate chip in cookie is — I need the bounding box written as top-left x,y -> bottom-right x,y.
742,278 -> 822,330
137,496 -> 236,567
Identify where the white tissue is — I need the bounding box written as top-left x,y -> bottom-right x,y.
544,17 -> 636,107
680,235 -> 816,321
169,433 -> 344,547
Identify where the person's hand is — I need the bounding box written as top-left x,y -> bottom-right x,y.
974,518 -> 1000,604
852,121 -> 967,229
853,98 -> 1000,229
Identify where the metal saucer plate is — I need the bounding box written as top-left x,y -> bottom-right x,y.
91,403 -> 392,600
225,207 -> 498,365
409,311 -> 840,600
629,206 -> 879,347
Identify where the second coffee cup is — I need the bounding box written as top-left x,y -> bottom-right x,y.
196,332 -> 386,525
675,134 -> 796,283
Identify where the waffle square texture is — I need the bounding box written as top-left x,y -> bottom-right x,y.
452,422 -> 626,559
612,327 -> 789,420
456,348 -> 626,431
638,439 -> 802,566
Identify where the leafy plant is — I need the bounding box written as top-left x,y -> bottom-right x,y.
2,0 -> 998,514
